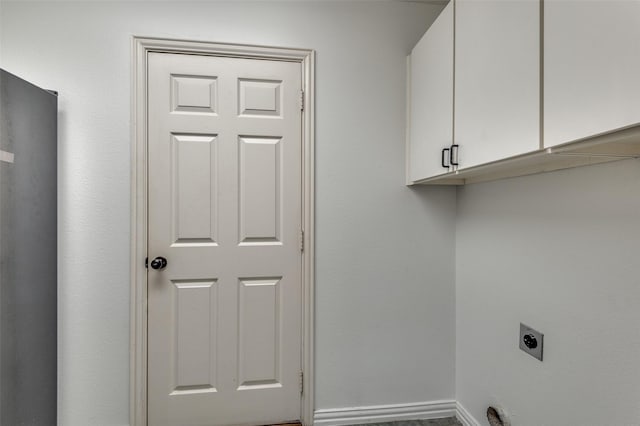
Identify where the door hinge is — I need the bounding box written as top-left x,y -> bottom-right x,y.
299,371 -> 304,395
299,228 -> 305,252
299,90 -> 305,111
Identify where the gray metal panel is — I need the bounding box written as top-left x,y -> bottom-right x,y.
0,69 -> 57,426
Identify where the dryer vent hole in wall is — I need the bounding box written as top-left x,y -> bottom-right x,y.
487,406 -> 510,426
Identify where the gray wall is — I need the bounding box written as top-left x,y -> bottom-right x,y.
0,2 -> 457,424
0,70 -> 57,425
456,159 -> 640,425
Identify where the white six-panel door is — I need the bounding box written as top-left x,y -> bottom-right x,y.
147,52 -> 303,426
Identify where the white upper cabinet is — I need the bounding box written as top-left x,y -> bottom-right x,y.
544,0 -> 640,148
455,0 -> 540,169
408,1 -> 454,183
407,0 -> 640,185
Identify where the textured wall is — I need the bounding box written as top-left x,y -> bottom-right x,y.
0,2 -> 456,424
456,159 -> 640,426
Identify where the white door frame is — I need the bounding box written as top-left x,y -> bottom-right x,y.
130,36 -> 315,426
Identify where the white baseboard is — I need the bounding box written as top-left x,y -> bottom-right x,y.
313,400 -> 457,426
455,401 -> 481,426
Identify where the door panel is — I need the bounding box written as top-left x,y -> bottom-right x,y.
544,0 -> 640,147
238,136 -> 282,244
172,280 -> 218,392
238,79 -> 282,117
237,277 -> 281,388
455,0 -> 540,168
172,134 -> 218,245
148,52 -> 302,426
171,75 -> 218,114
408,1 -> 454,182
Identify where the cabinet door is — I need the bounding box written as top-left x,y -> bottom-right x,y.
455,0 -> 540,169
408,1 -> 453,182
544,0 -> 640,148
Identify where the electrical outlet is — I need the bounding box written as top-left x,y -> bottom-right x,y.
519,323 -> 543,361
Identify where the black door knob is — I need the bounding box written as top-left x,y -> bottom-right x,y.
150,256 -> 168,270
523,333 -> 538,349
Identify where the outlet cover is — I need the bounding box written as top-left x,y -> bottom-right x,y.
519,323 -> 543,361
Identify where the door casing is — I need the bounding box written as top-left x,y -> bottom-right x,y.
130,36 -> 315,426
